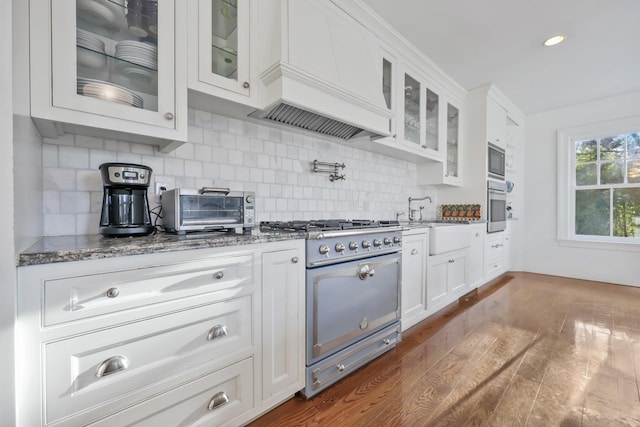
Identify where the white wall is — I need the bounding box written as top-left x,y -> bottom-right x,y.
41,110 -> 439,236
1,0 -> 15,424
524,90 -> 640,286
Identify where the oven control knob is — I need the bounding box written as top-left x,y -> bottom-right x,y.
373,239 -> 382,247
383,237 -> 392,245
335,242 -> 345,253
245,194 -> 255,203
319,245 -> 330,256
349,241 -> 359,250
393,236 -> 402,244
362,240 -> 371,249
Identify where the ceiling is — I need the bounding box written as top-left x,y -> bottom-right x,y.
362,0 -> 640,115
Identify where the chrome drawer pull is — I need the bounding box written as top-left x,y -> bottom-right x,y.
207,324 -> 229,341
207,391 -> 230,411
95,355 -> 129,378
214,271 -> 224,280
106,287 -> 119,298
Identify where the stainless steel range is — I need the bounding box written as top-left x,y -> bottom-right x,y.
261,220 -> 402,398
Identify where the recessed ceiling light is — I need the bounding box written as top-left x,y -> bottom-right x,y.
543,34 -> 567,47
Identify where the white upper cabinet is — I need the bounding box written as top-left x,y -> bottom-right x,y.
487,97 -> 508,149
395,64 -> 444,161
416,99 -> 463,186
30,0 -> 187,152
188,0 -> 256,106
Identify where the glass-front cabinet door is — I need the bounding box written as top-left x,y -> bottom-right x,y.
425,89 -> 440,152
403,73 -> 421,146
446,103 -> 460,181
49,0 -> 177,129
196,0 -> 250,96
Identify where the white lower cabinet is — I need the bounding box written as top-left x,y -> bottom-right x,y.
467,224 -> 485,290
16,239 -> 305,427
427,249 -> 467,313
400,228 -> 428,331
485,232 -> 506,281
261,247 -> 305,405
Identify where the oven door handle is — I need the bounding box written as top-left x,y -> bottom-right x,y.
358,264 -> 375,280
199,187 -> 231,195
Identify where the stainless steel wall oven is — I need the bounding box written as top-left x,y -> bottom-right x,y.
487,180 -> 507,233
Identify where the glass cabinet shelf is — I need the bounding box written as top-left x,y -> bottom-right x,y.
211,43 -> 238,78
211,0 -> 238,39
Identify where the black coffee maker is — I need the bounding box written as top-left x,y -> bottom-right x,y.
99,163 -> 154,237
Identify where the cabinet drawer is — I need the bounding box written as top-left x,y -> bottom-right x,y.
89,358 -> 254,427
44,295 -> 253,425
486,259 -> 504,277
44,254 -> 253,326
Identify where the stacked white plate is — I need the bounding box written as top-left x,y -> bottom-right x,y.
77,77 -> 143,109
77,28 -> 107,69
115,40 -> 158,82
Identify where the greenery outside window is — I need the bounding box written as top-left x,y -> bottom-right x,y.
558,117 -> 640,248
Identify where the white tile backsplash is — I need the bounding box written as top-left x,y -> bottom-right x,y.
41,108 -> 438,235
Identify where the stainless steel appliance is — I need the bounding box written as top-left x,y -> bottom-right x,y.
161,187 -> 255,234
487,180 -> 507,233
488,143 -> 506,180
260,220 -> 402,398
99,163 -> 154,237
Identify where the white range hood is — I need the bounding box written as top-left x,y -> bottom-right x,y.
253,0 -> 393,141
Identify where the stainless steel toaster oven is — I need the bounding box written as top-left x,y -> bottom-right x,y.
161,188 -> 255,234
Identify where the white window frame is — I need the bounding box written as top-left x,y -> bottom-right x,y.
557,115 -> 640,251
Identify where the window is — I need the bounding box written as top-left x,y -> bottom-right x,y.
558,117 -> 640,248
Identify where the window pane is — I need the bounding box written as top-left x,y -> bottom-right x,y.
575,189 -> 610,236
576,163 -> 597,185
628,160 -> 640,183
600,161 -> 624,184
600,136 -> 625,160
628,133 -> 640,159
575,139 -> 597,163
613,188 -> 640,237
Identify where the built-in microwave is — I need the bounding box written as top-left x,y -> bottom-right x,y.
488,143 -> 506,180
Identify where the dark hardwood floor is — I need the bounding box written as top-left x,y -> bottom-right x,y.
249,272 -> 640,426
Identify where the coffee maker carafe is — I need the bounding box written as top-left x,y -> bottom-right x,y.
99,163 -> 154,237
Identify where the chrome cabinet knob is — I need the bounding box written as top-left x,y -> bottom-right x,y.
337,364 -> 345,372
291,256 -> 299,263
319,245 -> 330,255
383,338 -> 390,345
411,248 -> 418,255
164,112 -> 174,120
335,243 -> 345,253
243,81 -> 250,89
349,241 -> 359,250
106,287 -> 119,298
214,271 -> 224,280
362,240 -> 371,249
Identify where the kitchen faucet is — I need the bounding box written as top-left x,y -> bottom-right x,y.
408,196 -> 432,222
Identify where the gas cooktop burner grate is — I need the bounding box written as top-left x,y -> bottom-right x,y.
260,219 -> 400,232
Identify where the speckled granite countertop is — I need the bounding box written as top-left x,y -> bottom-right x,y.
17,230 -> 308,267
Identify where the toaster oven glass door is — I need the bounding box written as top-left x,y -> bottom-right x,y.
180,195 -> 243,225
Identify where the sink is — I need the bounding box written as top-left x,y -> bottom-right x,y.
428,223 -> 472,255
